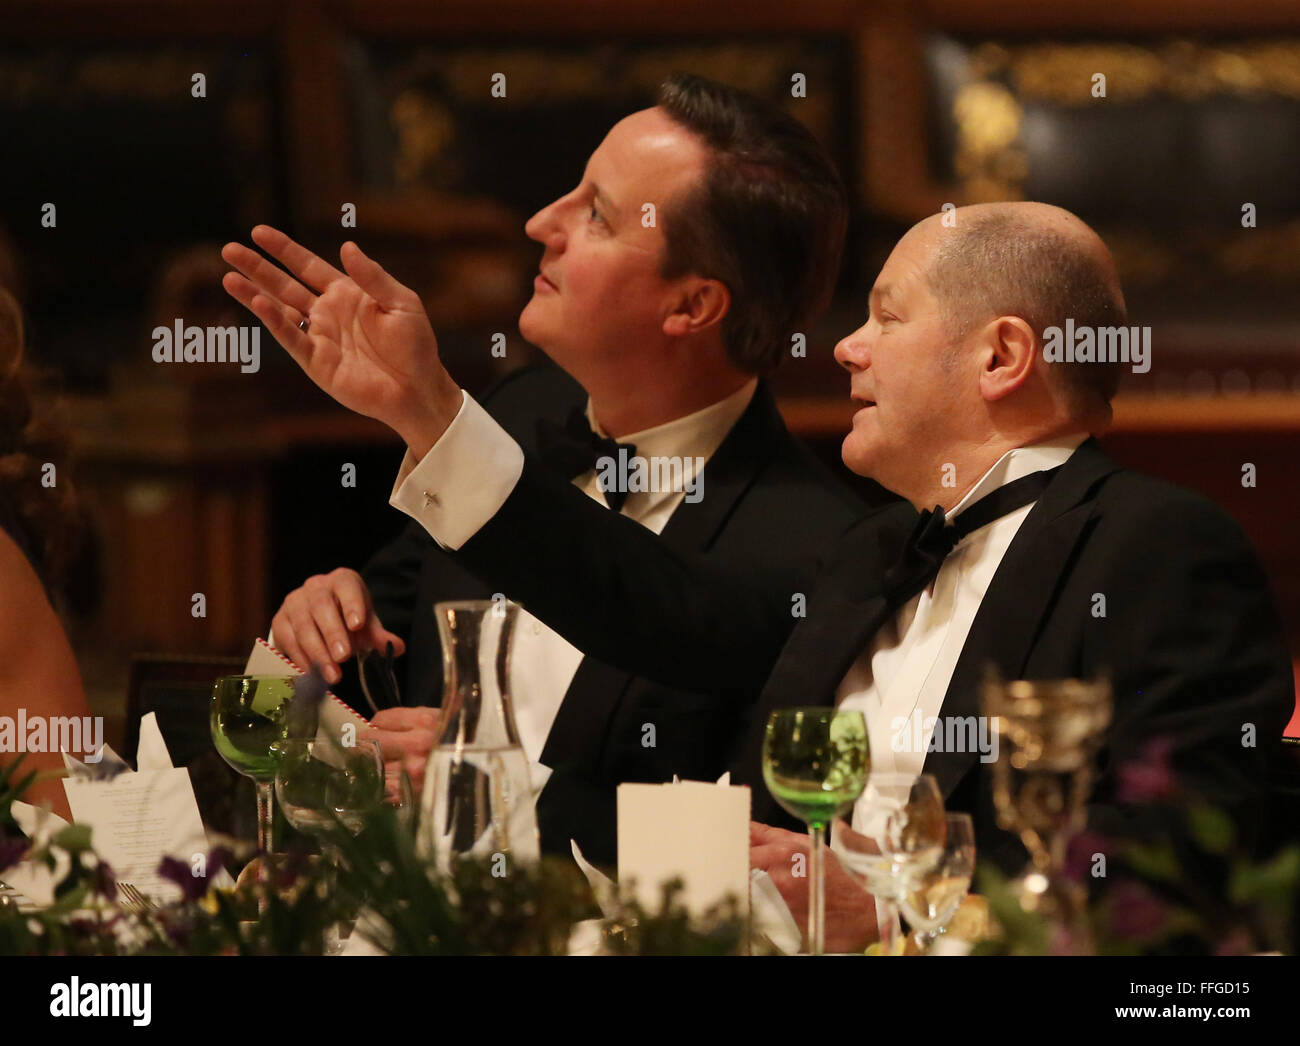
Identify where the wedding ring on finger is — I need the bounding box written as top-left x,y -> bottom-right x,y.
298,316 -> 311,332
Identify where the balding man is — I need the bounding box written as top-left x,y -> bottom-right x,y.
228,201 -> 1294,950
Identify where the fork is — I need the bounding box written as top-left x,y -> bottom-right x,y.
117,881 -> 158,913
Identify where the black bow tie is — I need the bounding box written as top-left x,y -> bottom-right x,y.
535,406 -> 638,511
882,465 -> 1064,607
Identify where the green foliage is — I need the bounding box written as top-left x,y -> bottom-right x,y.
0,754 -> 39,831
1186,805 -> 1234,855
601,880 -> 753,956
972,800 -> 1300,956
329,806 -> 596,955
329,805 -> 752,955
1119,841 -> 1181,883
1,757 -> 751,955
4,749 -> 1295,957
969,866 -> 1052,956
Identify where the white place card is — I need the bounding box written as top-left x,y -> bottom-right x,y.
245,638 -> 369,744
64,766 -> 208,902
617,780 -> 750,921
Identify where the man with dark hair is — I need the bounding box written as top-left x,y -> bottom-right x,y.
242,74 -> 869,864
655,74 -> 847,373
229,198 -> 1292,949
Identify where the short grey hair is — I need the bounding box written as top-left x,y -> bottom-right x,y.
924,212 -> 1127,413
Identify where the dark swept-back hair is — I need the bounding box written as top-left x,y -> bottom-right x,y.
656,73 -> 849,375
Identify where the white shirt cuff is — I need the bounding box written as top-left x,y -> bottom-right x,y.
388,389 -> 525,551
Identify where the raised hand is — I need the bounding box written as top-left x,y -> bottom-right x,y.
221,226 -> 461,455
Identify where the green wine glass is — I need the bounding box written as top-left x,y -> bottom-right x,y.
210,674 -> 314,856
762,708 -> 869,955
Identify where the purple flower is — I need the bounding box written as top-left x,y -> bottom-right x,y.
1064,830 -> 1112,883
1116,737 -> 1178,804
1108,880 -> 1167,940
158,855 -> 207,903
0,836 -> 28,876
90,858 -> 117,900
66,915 -> 103,940
157,908 -> 195,950
207,846 -> 233,879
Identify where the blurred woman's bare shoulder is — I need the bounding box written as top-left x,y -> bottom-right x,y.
0,521 -> 82,683
0,283 -> 92,817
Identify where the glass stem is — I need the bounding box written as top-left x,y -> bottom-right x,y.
255,781 -> 274,916
256,780 -> 275,855
879,898 -> 901,955
808,823 -> 826,956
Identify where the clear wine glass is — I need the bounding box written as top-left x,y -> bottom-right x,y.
271,737 -> 384,952
832,772 -> 944,955
270,738 -> 385,853
762,708 -> 869,955
385,764 -> 416,837
899,812 -> 975,952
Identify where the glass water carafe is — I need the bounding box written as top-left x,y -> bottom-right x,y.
418,599 -> 540,874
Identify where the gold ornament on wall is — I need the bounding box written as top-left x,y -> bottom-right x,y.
952,81 -> 1025,202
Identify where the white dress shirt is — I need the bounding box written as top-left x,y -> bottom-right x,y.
831,433 -> 1086,937
836,433 -> 1088,789
388,379 -> 758,803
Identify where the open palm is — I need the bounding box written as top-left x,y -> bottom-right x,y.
221,226 -> 452,437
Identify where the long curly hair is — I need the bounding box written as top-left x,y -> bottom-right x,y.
0,286 -> 87,595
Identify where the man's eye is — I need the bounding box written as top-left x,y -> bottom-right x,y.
588,204 -> 603,223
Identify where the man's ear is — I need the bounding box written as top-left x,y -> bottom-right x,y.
978,315 -> 1036,402
662,277 -> 730,338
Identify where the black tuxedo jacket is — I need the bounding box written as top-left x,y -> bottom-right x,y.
453,437 -> 1295,872
356,364 -> 867,863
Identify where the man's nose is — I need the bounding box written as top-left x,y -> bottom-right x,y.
524,200 -> 565,247
834,332 -> 869,373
